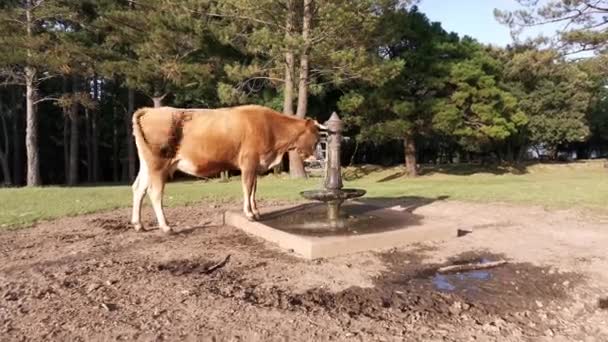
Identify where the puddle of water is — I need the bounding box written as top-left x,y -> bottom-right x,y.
431,258 -> 494,292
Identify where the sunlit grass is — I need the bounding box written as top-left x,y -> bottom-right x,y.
1,161 -> 607,228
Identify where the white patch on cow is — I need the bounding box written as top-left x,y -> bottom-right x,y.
175,158 -> 199,177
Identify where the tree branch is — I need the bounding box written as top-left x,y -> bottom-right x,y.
583,0 -> 608,12
34,96 -> 60,105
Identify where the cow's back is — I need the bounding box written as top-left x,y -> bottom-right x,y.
137,105 -> 295,174
178,105 -> 282,163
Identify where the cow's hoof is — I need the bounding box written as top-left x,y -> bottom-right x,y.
132,222 -> 144,231
159,225 -> 174,234
245,213 -> 257,222
253,212 -> 261,220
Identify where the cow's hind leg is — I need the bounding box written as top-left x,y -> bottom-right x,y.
148,171 -> 172,233
241,168 -> 257,221
131,166 -> 149,231
250,177 -> 260,220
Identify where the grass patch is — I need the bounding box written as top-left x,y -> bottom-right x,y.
1,161 -> 607,228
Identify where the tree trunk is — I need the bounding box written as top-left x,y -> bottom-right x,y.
0,155 -> 9,186
112,102 -> 119,182
404,136 -> 417,177
25,66 -> 40,186
349,140 -> 359,166
85,107 -> 93,182
517,143 -> 528,163
63,111 -> 70,183
220,171 -> 229,182
283,0 -> 297,177
0,112 -> 11,185
68,83 -> 79,186
61,77 -> 70,183
288,0 -> 312,179
24,4 -> 40,186
125,88 -> 136,181
11,87 -> 23,185
92,74 -> 99,182
295,0 -> 312,120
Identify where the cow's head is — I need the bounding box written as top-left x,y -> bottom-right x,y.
294,119 -> 324,161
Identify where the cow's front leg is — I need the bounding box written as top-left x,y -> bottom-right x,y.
250,177 -> 260,220
240,169 -> 256,221
148,172 -> 173,233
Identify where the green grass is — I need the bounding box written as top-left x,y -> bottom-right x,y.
1,161 -> 607,228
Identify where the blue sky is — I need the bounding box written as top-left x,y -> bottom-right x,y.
417,0 -> 561,47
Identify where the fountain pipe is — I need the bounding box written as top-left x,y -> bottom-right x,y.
324,112 -> 344,191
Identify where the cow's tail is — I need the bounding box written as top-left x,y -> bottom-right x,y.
132,107 -> 153,160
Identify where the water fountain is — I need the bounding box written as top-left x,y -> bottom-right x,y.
224,111 -> 458,259
300,112 -> 366,228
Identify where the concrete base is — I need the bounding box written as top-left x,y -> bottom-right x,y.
224,201 -> 459,259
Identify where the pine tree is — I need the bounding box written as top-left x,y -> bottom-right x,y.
432,42 -> 528,155
495,0 -> 608,55
0,0 -> 89,186
338,6 -> 458,176
504,49 -> 592,158
215,0 -> 403,178
98,0 -> 216,107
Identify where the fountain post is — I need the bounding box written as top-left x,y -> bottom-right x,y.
324,112 -> 344,222
300,111 -> 365,228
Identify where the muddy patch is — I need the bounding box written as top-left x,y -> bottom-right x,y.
190,249 -> 580,331
88,217 -> 130,232
156,255 -> 231,276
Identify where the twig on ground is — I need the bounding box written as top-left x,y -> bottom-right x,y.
203,254 -> 231,274
437,260 -> 507,274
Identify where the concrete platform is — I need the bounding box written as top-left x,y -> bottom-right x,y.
224,201 -> 460,259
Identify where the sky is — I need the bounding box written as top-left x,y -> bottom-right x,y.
417,0 -> 561,47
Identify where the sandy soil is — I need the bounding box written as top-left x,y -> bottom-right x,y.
0,198 -> 607,342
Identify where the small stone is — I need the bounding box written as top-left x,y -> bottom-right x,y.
599,297 -> 608,310
544,328 -> 554,337
100,303 -> 117,311
562,280 -> 570,287
482,323 -> 499,333
536,300 -> 544,308
87,283 -> 101,293
105,280 -> 117,286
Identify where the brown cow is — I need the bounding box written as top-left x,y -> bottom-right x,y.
130,104 -> 325,233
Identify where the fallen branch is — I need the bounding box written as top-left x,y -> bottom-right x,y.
203,254 -> 231,274
437,260 -> 507,274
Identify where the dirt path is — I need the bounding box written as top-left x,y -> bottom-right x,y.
0,199 -> 607,341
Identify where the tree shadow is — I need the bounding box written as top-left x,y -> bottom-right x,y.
377,172 -> 407,182
419,163 -> 529,176
354,195 -> 450,213
342,164 -> 386,181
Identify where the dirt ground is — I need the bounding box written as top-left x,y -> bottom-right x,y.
1,198 -> 607,342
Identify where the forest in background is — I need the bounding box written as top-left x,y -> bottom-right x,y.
0,0 -> 607,186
